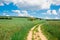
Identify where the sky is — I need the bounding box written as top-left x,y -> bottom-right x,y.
0,0 -> 60,19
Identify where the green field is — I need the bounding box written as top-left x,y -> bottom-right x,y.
41,21 -> 60,40
0,17 -> 60,40
0,17 -> 44,40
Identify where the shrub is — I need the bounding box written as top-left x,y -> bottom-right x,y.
0,17 -> 12,20
28,17 -> 36,21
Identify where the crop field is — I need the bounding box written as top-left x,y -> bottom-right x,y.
0,17 -> 44,40
41,21 -> 60,40
0,17 -> 60,40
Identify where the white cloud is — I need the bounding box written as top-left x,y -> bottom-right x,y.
12,10 -> 21,13
46,10 -> 58,15
55,17 -> 59,19
41,1 -> 51,9
12,10 -> 33,17
1,0 -> 60,10
30,15 -> 35,17
45,16 -> 50,19
47,10 -> 51,15
12,10 -> 23,16
3,13 -> 10,16
3,13 -> 6,15
0,2 -> 4,6
6,15 -> 10,16
45,17 -> 49,19
1,0 -> 52,10
52,0 -> 60,5
45,16 -> 59,19
21,10 -> 30,16
52,10 -> 57,15
18,10 -> 30,17
59,8 -> 60,13
15,0 -> 51,9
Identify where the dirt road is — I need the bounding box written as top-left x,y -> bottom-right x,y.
38,24 -> 47,40
26,24 -> 47,40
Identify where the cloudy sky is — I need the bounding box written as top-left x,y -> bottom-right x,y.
0,0 -> 60,19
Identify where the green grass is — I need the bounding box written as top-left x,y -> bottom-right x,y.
1,17 -> 60,40
41,21 -> 60,40
0,17 -> 44,40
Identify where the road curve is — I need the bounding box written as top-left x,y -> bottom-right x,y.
26,24 -> 48,40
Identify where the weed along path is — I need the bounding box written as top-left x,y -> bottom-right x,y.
26,24 -> 48,40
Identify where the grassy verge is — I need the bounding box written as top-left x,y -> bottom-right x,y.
41,21 -> 60,40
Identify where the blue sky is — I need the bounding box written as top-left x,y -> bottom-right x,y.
0,0 -> 60,19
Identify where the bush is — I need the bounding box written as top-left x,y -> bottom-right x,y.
0,17 -> 12,20
28,17 -> 36,21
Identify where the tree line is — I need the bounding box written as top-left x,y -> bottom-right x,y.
0,17 -> 12,20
